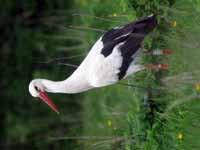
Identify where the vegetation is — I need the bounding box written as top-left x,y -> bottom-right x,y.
73,0 -> 200,150
0,0 -> 200,150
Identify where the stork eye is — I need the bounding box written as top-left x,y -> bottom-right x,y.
34,86 -> 40,92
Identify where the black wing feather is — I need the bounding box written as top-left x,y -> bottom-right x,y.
101,15 -> 157,79
101,15 -> 157,56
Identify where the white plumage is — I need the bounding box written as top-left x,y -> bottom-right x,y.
28,15 -> 158,113
89,39 -> 123,87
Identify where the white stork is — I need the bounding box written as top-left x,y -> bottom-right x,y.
29,15 -> 169,113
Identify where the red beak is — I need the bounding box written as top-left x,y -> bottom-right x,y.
39,92 -> 60,114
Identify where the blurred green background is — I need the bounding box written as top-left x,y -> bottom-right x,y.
0,0 -> 200,150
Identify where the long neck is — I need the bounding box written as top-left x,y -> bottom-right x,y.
41,74 -> 92,94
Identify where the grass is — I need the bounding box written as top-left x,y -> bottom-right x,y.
54,0 -> 200,149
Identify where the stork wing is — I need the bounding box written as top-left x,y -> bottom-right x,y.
101,15 -> 157,57
89,43 -> 123,87
88,15 -> 157,87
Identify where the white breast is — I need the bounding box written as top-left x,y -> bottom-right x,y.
89,43 -> 123,87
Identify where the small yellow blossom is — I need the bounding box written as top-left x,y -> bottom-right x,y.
112,13 -> 117,17
107,120 -> 112,127
178,132 -> 183,140
172,21 -> 177,27
195,83 -> 200,91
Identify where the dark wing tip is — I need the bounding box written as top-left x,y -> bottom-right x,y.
134,14 -> 157,34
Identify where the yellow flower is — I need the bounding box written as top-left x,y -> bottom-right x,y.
107,120 -> 112,127
172,21 -> 177,27
195,83 -> 200,91
112,13 -> 117,17
178,132 -> 183,140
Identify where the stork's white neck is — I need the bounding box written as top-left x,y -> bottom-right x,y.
41,73 -> 92,94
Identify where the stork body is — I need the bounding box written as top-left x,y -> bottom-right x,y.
29,15 -> 158,113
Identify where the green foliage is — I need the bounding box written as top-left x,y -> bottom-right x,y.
131,0 -> 175,17
1,0 -> 200,150
0,0 -> 81,149
73,0 -> 200,150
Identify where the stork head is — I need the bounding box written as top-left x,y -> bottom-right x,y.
29,79 -> 59,114
29,79 -> 44,97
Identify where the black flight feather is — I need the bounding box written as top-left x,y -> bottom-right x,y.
100,15 -> 157,79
